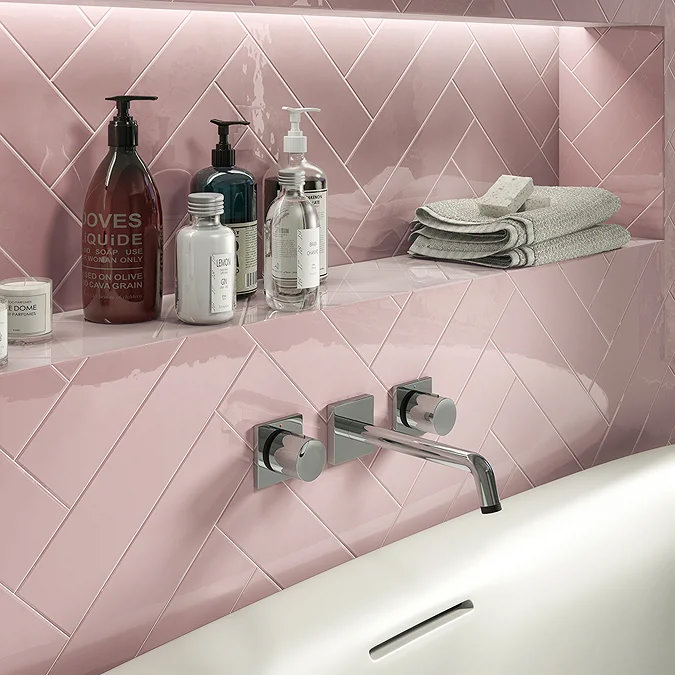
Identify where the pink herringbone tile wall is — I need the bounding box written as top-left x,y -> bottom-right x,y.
559,26 -> 665,237
2,240 -> 674,675
0,5 -> 562,312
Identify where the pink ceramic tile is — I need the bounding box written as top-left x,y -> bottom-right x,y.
503,0 -> 561,20
231,568 -> 280,612
558,253 -> 609,308
140,530 -> 256,654
218,467 -> 352,588
424,159 -> 476,204
514,25 -> 558,74
217,347 -> 324,448
589,242 -> 654,342
0,586 -> 67,675
51,358 -> 86,382
593,304 -> 671,466
371,281 -> 470,390
304,16 -> 372,76
0,366 -> 66,458
291,459 -> 400,556
500,465 -> 534,499
425,275 -> 514,400
130,11 -> 246,164
556,0 -> 606,22
53,8 -> 187,129
346,81 -> 474,261
454,45 -> 546,177
347,22 -> 473,199
0,452 -> 66,590
0,29 -> 90,185
384,456 -> 466,545
601,122 -> 665,231
347,19 -> 433,116
239,13 -> 370,161
18,329 -> 254,633
330,0 -> 398,9
513,265 -> 608,386
559,27 -> 602,71
47,415 -> 251,675
0,141 -> 82,289
0,4 -> 91,78
246,311 -> 390,426
559,63 -> 602,141
448,343 -> 516,450
574,46 -> 664,179
591,246 -> 664,420
368,448 -> 424,505
492,293 -> 608,468
628,193 -> 665,239
597,0 -> 624,21
464,0 -> 513,19
614,0 -> 664,24
573,28 -> 663,107
559,132 -> 602,186
470,24 -> 558,145
52,259 -> 84,312
79,7 -> 110,24
634,365 -> 675,454
492,380 -> 581,486
404,0 -> 471,14
19,340 -> 180,506
324,296 -> 401,366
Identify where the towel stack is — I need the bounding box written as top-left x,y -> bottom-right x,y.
408,178 -> 629,269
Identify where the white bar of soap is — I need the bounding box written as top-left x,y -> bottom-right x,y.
518,195 -> 551,212
477,175 -> 534,217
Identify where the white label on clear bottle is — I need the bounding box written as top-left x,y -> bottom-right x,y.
297,228 -> 320,289
272,208 -> 298,281
230,221 -> 258,294
7,294 -> 48,336
305,190 -> 327,276
0,304 -> 7,361
210,253 -> 234,314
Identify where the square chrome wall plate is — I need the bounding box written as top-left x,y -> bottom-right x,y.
392,377 -> 433,435
254,414 -> 303,489
327,394 -> 375,465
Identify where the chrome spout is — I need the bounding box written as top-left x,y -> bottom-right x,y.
328,395 -> 501,515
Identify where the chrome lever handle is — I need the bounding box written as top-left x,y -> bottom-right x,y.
393,378 -> 456,436
254,415 -> 326,489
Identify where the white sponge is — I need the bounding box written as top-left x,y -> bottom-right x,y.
477,175 -> 534,217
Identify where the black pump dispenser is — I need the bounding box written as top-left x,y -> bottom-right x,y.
210,119 -> 249,168
106,95 -> 158,148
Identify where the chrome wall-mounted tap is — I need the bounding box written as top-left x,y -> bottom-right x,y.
328,385 -> 501,514
254,414 -> 326,489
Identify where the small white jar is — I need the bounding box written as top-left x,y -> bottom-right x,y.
176,193 -> 236,325
0,277 -> 53,344
0,297 -> 7,369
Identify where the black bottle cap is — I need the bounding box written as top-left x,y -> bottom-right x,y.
210,119 -> 250,167
106,95 -> 158,148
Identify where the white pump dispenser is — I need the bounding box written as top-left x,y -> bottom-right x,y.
275,106 -> 327,281
282,107 -> 320,154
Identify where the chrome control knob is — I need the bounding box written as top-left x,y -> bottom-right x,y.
254,415 -> 326,489
393,378 -> 457,437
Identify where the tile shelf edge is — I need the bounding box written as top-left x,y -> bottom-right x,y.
0,239 -> 660,377
0,1 -> 662,27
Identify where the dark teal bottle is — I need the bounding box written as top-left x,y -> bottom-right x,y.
191,119 -> 257,297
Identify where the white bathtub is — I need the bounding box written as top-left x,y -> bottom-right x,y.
106,446 -> 675,675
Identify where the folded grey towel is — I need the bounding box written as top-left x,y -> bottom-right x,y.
414,186 -> 621,255
409,222 -> 630,269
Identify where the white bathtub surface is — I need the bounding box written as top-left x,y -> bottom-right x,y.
106,446 -> 675,675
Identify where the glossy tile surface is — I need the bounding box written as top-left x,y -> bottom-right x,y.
1,240 -> 673,675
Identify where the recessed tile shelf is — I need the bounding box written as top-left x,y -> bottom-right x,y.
0,239 -> 657,376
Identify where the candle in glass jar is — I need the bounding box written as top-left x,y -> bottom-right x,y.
0,277 -> 53,344
0,297 -> 7,368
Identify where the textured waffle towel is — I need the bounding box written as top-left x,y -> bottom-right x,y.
409,222 -> 630,269
409,185 -> 627,268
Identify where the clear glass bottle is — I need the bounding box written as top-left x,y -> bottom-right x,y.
0,297 -> 7,369
176,193 -> 236,325
264,169 -> 320,312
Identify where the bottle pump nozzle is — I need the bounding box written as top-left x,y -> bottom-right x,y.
105,95 -> 158,147
210,119 -> 250,168
282,107 -> 320,154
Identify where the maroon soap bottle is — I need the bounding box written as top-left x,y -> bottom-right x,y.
82,95 -> 162,323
